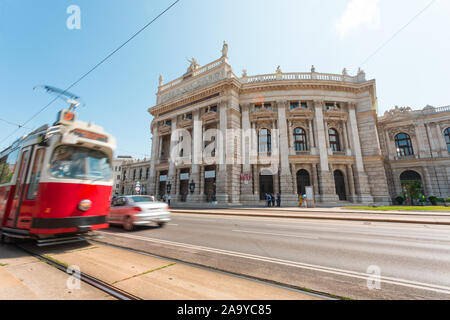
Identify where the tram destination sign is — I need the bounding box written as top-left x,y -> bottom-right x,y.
71,129 -> 108,143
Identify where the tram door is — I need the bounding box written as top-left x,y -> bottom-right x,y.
6,147 -> 31,228
16,148 -> 46,229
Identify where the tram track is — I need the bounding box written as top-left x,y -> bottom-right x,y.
89,238 -> 336,300
15,243 -> 143,301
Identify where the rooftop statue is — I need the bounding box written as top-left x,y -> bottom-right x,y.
342,68 -> 348,76
242,69 -> 247,77
159,74 -> 163,86
186,57 -> 200,73
383,105 -> 413,117
276,66 -> 282,74
222,41 -> 228,58
311,65 -> 316,73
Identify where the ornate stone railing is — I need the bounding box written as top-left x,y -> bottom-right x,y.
158,57 -> 226,92
243,72 -> 365,84
421,105 -> 450,115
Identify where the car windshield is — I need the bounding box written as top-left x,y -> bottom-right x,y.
50,145 -> 112,181
129,196 -> 155,203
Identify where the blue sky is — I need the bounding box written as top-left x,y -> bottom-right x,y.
1,0 -> 449,158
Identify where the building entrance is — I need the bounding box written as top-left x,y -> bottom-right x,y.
259,174 -> 274,200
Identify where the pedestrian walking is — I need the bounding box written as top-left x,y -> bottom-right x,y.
276,193 -> 281,207
271,193 -> 276,207
167,194 -> 171,206
265,193 -> 271,207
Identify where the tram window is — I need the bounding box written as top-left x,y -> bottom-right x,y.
49,145 -> 112,181
27,148 -> 46,200
0,148 -> 20,185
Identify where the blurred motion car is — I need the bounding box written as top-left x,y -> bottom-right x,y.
109,195 -> 170,231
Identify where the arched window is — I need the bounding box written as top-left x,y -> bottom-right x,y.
293,128 -> 308,151
395,133 -> 414,156
445,128 -> 450,153
329,128 -> 341,152
258,129 -> 271,153
179,148 -> 184,157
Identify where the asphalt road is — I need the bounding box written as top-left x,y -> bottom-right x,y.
100,212 -> 450,300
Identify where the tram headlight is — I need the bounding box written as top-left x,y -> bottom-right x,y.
78,200 -> 92,212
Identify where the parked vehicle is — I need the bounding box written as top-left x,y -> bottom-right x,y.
109,195 -> 170,231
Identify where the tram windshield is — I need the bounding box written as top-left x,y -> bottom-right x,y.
50,145 -> 112,181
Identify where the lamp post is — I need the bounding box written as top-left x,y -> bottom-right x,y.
189,180 -> 195,194
135,181 -> 141,195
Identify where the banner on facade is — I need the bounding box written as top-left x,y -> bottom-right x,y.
205,170 -> 216,179
159,175 -> 167,182
240,173 -> 252,184
180,173 -> 190,180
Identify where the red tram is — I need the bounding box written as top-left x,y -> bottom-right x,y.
0,109 -> 116,245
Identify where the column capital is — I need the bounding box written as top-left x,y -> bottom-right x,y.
313,100 -> 324,107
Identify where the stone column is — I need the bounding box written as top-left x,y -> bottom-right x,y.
175,169 -> 180,201
348,103 -> 373,203
241,104 -> 255,202
311,163 -> 319,200
422,167 -> 434,196
392,169 -> 402,196
291,164 -> 298,195
188,110 -> 202,202
343,121 -> 350,155
199,165 -> 205,201
276,100 -> 296,204
288,120 -> 295,155
314,100 -> 338,202
148,124 -> 159,196
216,99 -> 229,203
308,119 -> 315,151
168,117 -> 178,201
346,164 -> 356,202
253,164 -> 259,199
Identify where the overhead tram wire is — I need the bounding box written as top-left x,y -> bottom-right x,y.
0,0 -> 181,148
349,0 -> 437,73
0,118 -> 32,130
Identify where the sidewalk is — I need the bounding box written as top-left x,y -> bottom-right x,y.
0,244 -> 112,300
170,207 -> 450,226
23,242 -> 319,300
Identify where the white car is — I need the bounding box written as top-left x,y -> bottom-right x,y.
109,195 -> 171,231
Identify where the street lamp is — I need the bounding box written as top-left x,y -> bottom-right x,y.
166,182 -> 172,194
189,180 -> 195,194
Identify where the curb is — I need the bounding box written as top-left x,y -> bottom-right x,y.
170,210 -> 450,226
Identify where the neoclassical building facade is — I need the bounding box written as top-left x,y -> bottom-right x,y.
116,158 -> 151,196
147,44 -> 450,206
377,106 -> 450,200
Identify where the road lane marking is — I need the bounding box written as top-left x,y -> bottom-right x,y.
172,212 -> 450,230
173,214 -> 450,238
265,224 -> 337,231
167,223 -> 178,226
98,231 -> 450,296
232,229 -> 319,240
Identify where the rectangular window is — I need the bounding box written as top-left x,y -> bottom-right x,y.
0,147 -> 20,185
27,148 -> 46,200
